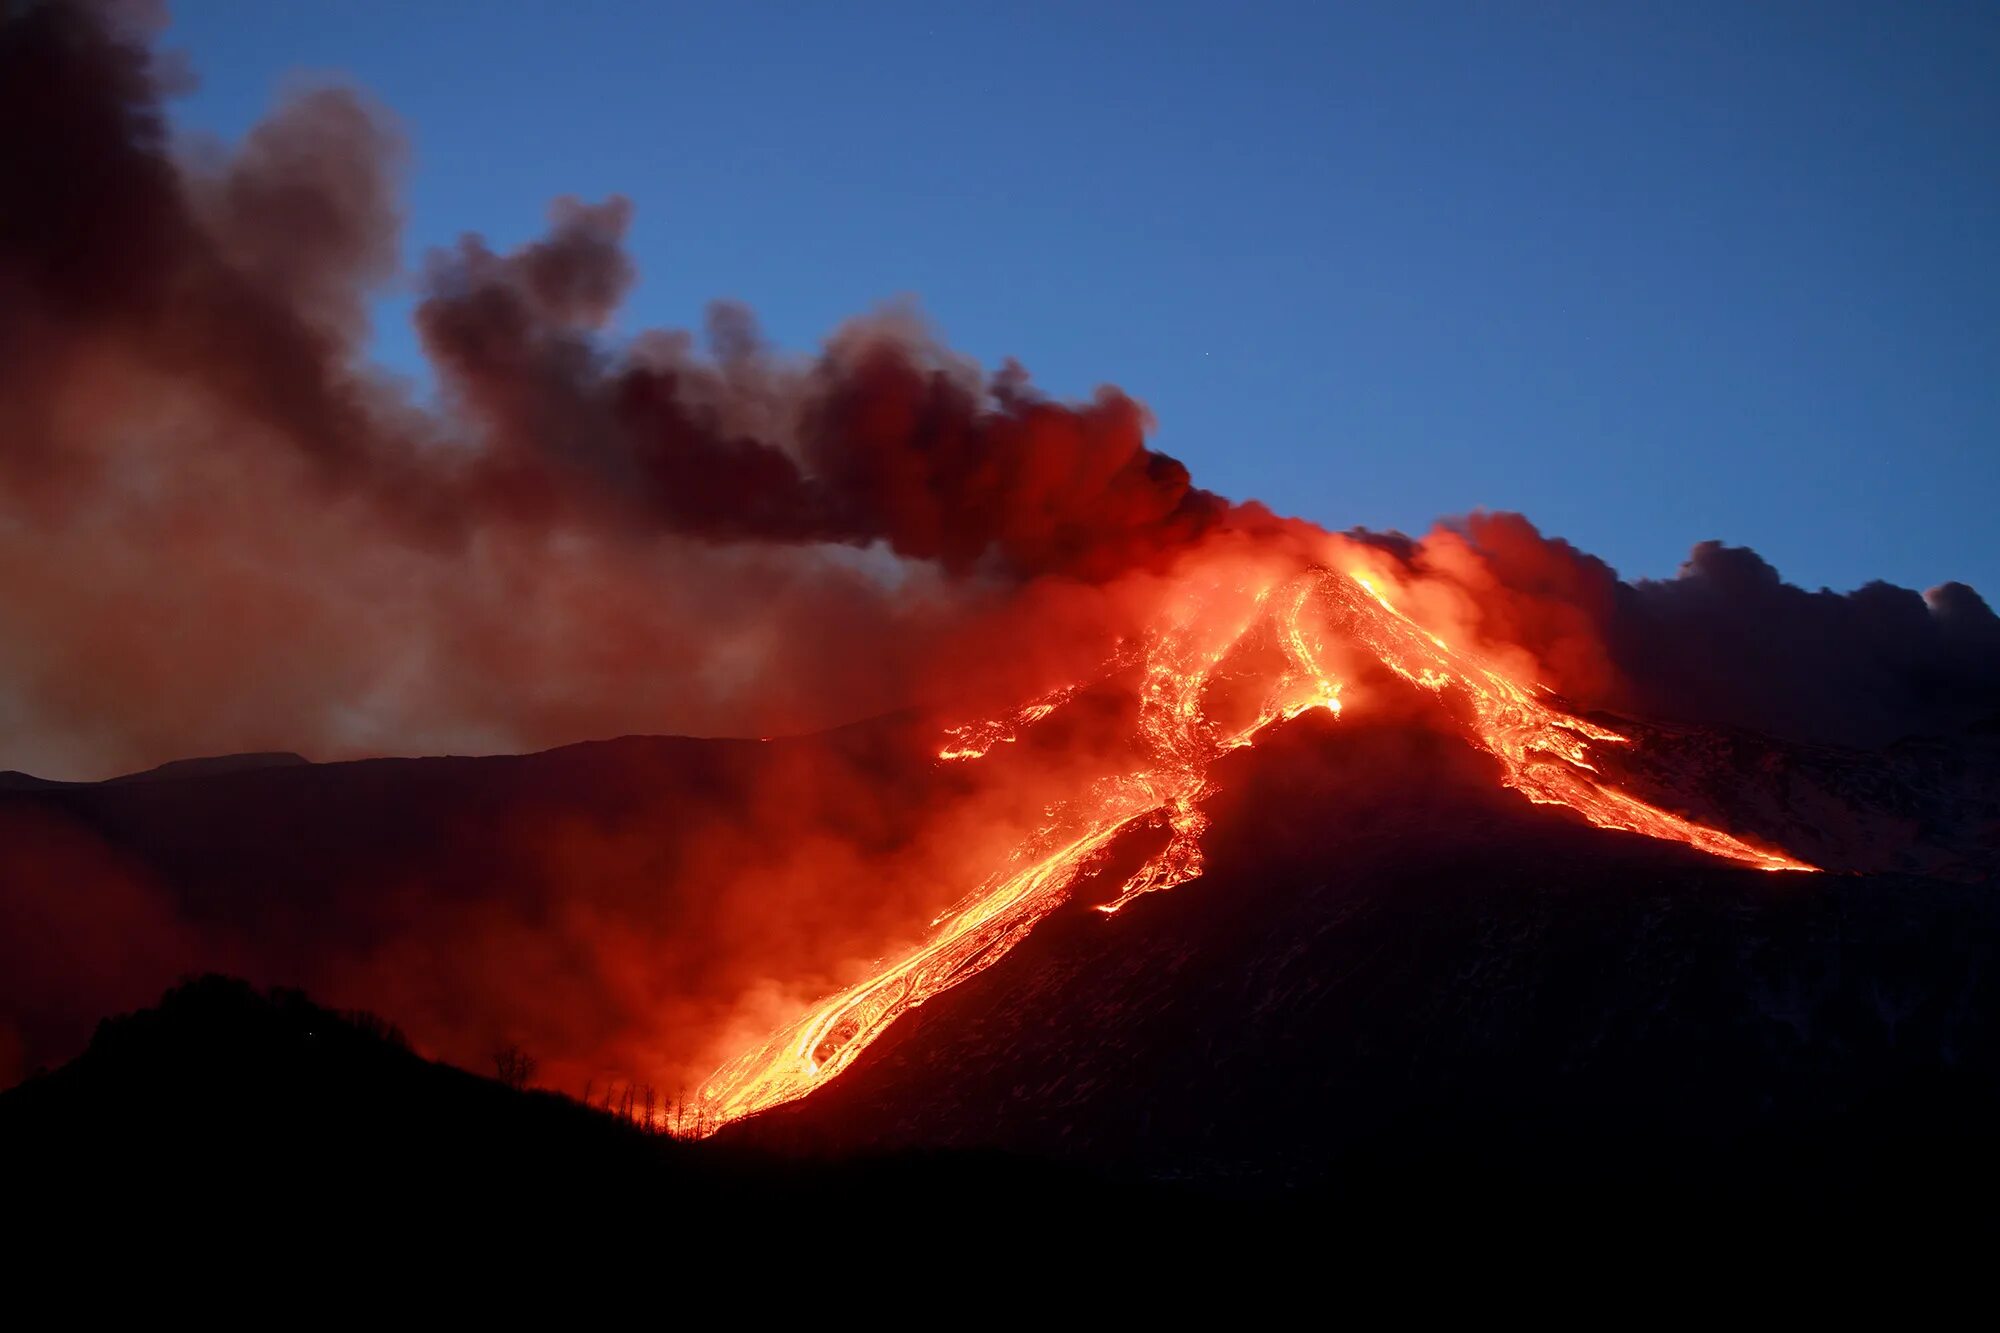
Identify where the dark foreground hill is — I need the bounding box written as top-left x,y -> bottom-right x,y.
0,975 -> 1175,1241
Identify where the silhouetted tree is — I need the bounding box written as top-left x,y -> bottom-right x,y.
666,1086 -> 713,1139
343,1010 -> 410,1051
491,1044 -> 537,1090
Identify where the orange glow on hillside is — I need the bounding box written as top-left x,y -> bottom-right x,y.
694,563 -> 1813,1130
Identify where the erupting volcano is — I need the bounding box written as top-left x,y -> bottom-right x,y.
696,563 -> 1811,1127
5,3 -> 2000,1229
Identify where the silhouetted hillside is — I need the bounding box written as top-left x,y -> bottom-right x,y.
0,976 -> 1185,1246
3,975 -> 654,1200
104,752 -> 313,785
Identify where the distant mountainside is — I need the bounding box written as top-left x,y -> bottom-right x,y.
0,751 -> 311,792
0,729 -> 869,1086
103,751 -> 314,784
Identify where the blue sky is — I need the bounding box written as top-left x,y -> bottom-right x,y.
163,1 -> 1998,595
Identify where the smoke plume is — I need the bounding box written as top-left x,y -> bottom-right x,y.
5,2 -> 1992,781
1368,513 -> 2000,747
0,0 -> 1231,781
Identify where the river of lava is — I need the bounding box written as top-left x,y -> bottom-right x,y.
693,565 -> 1813,1130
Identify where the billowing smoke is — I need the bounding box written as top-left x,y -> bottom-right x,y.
1371,512 -> 2000,748
0,0 -> 1230,781
6,2 -> 1989,782
3,2 -> 1996,1096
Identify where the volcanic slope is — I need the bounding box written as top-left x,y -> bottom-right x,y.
731,706 -> 2000,1196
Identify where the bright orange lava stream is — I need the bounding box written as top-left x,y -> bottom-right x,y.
693,567 -> 1813,1130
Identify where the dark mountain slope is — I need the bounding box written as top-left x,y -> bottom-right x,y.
1600,710 -> 2000,880
737,716 -> 2000,1204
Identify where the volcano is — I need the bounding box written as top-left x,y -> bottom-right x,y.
5,562 -> 1997,1204
6,0 -> 2000,1248
733,715 -> 2000,1186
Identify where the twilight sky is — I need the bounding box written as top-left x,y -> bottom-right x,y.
163,0 -> 1999,596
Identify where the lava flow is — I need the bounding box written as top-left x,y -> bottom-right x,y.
693,563 -> 1813,1130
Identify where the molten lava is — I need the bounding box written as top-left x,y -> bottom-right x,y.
693,564 -> 1813,1130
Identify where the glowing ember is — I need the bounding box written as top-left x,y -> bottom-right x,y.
694,565 -> 1813,1130
937,687 -> 1079,760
